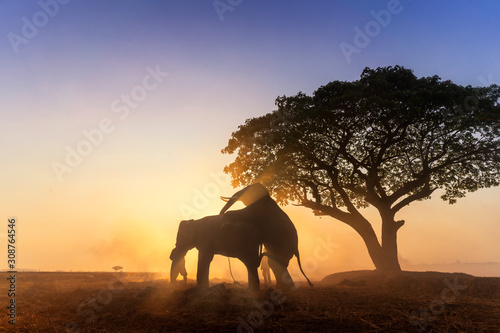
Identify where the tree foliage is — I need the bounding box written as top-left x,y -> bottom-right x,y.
222,66 -> 500,221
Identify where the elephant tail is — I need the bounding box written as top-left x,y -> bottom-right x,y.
296,251 -> 314,287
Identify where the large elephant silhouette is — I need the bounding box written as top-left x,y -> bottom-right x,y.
220,183 -> 313,290
169,216 -> 262,290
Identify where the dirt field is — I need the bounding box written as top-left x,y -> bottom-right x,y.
0,270 -> 499,332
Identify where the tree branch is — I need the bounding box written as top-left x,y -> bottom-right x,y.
391,185 -> 436,213
300,199 -> 362,227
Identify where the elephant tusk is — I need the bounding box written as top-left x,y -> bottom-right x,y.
220,196 -> 231,202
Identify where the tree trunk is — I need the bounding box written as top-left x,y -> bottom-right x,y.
380,214 -> 403,272
350,214 -> 402,272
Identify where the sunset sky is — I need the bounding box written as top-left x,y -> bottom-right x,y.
1,1 -> 499,280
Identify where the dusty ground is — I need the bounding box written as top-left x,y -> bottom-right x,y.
0,270 -> 499,332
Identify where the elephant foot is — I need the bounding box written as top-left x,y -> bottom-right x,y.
248,284 -> 260,292
275,278 -> 295,290
196,281 -> 210,289
276,282 -> 296,291
275,271 -> 295,291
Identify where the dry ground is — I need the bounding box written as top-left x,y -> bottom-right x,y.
0,271 -> 499,332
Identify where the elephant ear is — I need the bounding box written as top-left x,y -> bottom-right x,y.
219,183 -> 269,214
174,220 -> 194,247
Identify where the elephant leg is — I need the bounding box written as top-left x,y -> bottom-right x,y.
264,269 -> 271,286
268,258 -> 295,291
246,263 -> 260,291
241,255 -> 260,291
197,251 -> 213,288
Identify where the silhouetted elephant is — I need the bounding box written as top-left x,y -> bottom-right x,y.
220,183 -> 313,290
169,216 -> 262,290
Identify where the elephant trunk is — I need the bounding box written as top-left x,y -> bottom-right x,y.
219,186 -> 247,214
170,259 -> 180,284
219,196 -> 240,214
219,184 -> 269,214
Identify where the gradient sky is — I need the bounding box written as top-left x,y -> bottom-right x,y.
1,1 -> 499,279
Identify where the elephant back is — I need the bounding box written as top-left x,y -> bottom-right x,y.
233,196 -> 299,261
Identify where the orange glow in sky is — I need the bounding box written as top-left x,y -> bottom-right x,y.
1,1 -> 499,280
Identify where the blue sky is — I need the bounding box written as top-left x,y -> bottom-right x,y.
1,1 -> 499,274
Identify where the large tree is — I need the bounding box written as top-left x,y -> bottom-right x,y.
222,66 -> 500,272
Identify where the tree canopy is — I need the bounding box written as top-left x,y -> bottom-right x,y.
222,66 -> 500,271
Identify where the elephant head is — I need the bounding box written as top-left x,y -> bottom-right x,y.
220,183 -> 269,214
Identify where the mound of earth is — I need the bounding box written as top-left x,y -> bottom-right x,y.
320,270 -> 500,299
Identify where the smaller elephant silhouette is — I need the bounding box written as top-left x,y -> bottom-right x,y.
260,248 -> 271,286
170,216 -> 262,290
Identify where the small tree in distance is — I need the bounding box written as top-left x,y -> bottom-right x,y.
222,66 -> 500,272
112,266 -> 123,273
